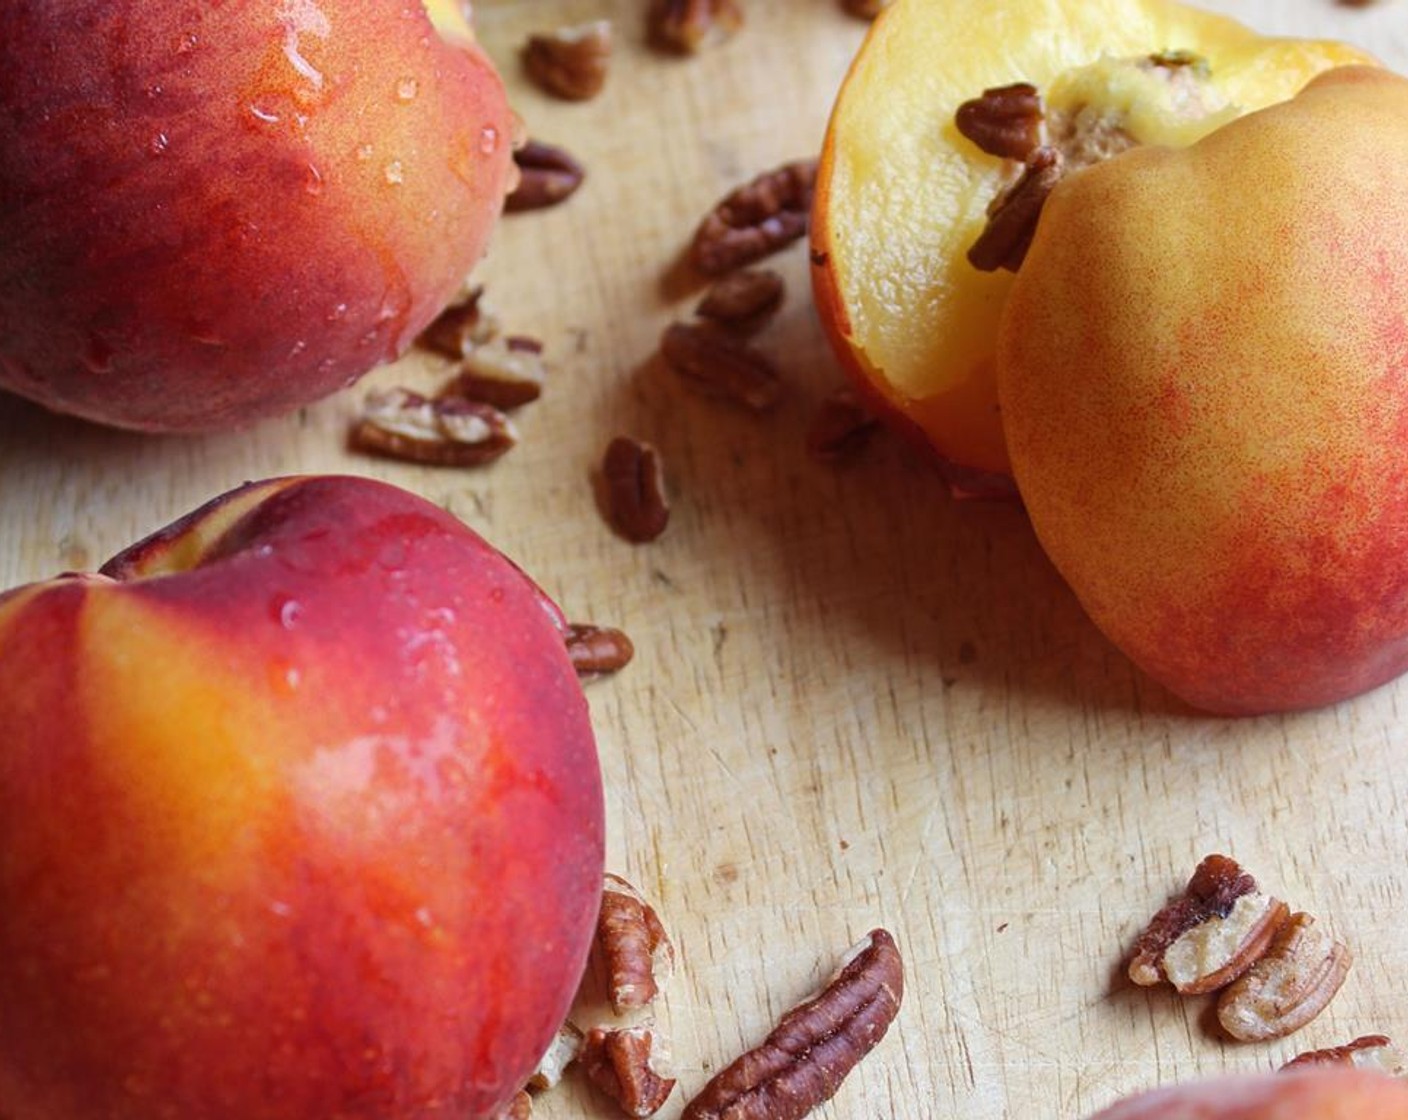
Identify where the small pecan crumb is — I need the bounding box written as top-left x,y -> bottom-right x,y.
807,387 -> 879,462
839,0 -> 892,18
1127,853 -> 1288,995
659,322 -> 783,411
647,0 -> 743,54
581,1026 -> 676,1118
566,623 -> 636,678
1282,1035 -> 1406,1076
527,1021 -> 586,1091
350,388 -> 517,467
599,873 -> 675,1014
966,145 -> 1064,273
418,286 -> 499,359
523,20 -> 612,101
955,82 -> 1046,161
603,436 -> 670,543
441,336 -> 547,410
680,929 -> 903,1120
506,140 -> 586,212
494,1089 -> 532,1119
1216,912 -> 1352,1042
690,160 -> 819,276
696,268 -> 785,327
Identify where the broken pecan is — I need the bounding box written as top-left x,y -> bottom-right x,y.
1216,911 -> 1352,1042
660,322 -> 783,411
441,336 -> 547,410
566,623 -> 636,678
603,436 -> 670,543
806,387 -> 879,462
527,1021 -> 586,1091
696,268 -> 785,327
966,145 -> 1064,273
523,20 -> 612,101
350,389 -> 517,467
680,928 -> 904,1120
1127,854 -> 1288,995
581,1026 -> 676,1118
1282,1035 -> 1406,1076
494,1090 -> 532,1120
506,140 -> 586,212
840,0 -> 891,18
690,160 -> 819,276
647,0 -> 743,54
417,286 -> 499,359
599,873 -> 675,1014
955,82 -> 1046,161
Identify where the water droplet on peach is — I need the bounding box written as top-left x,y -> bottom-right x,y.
396,77 -> 419,102
148,132 -> 170,155
303,163 -> 323,195
479,125 -> 499,155
356,143 -> 374,161
383,160 -> 404,185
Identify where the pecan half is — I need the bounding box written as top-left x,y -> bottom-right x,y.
523,20 -> 612,101
966,145 -> 1064,273
581,1026 -> 676,1118
696,268 -> 785,327
506,140 -> 586,212
1127,854 -> 1288,995
350,389 -> 517,467
680,928 -> 903,1120
603,436 -> 670,543
660,322 -> 783,411
599,873 -> 675,1014
647,0 -> 743,54
806,387 -> 879,462
1282,1035 -> 1406,1076
442,336 -> 547,410
1216,912 -> 1352,1042
417,286 -> 499,359
955,82 -> 1046,161
527,1021 -> 586,1091
566,623 -> 636,678
690,160 -> 819,276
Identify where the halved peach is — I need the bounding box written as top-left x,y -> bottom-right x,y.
810,0 -> 1375,478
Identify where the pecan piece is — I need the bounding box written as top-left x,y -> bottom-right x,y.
566,623 -> 636,678
660,322 -> 783,411
806,387 -> 879,462
955,82 -> 1046,161
647,0 -> 743,54
350,389 -> 517,467
417,286 -> 499,359
1216,912 -> 1352,1042
603,436 -> 670,543
967,145 -> 1064,273
599,873 -> 675,1014
1282,1035 -> 1406,1076
680,928 -> 903,1120
527,1021 -> 586,1091
696,268 -> 785,328
690,159 -> 819,276
839,0 -> 892,19
494,1090 -> 533,1120
506,140 -> 585,212
581,1025 -> 676,1118
441,336 -> 546,410
523,20 -> 612,101
1127,854 -> 1288,995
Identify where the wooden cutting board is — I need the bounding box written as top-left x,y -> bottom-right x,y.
3,1 -> 1407,1115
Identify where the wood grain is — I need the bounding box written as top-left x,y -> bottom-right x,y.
2,1 -> 1406,1116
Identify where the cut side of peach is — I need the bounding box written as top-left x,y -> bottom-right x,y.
810,0 -> 1375,477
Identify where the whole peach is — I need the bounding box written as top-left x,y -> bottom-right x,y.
997,66 -> 1408,714
1090,1069 -> 1408,1119
0,1 -> 513,431
0,476 -> 604,1119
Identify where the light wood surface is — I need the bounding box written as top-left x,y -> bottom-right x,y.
3,2 -> 1407,1116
